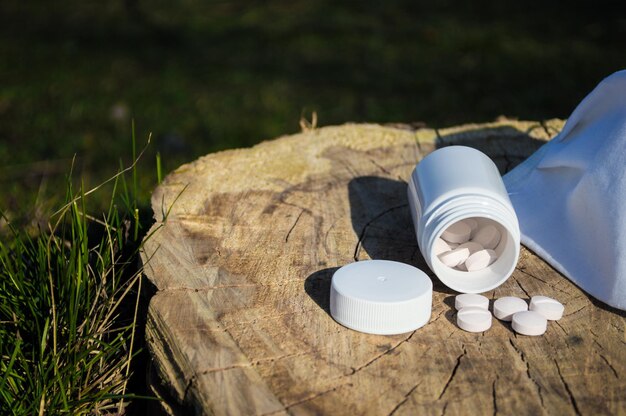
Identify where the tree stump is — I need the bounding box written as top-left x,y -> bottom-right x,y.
141,120 -> 626,415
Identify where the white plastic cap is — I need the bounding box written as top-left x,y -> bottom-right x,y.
330,260 -> 433,335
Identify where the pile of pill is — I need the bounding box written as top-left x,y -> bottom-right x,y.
454,293 -> 564,335
435,218 -> 502,272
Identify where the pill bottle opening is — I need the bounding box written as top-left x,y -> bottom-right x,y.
431,217 -> 518,293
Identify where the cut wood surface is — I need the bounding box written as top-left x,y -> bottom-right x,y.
141,120 -> 626,415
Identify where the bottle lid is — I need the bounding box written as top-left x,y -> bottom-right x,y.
330,260 -> 432,335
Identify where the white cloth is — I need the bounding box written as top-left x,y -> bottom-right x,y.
505,70 -> 626,310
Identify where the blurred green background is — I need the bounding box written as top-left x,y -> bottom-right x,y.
1,0 -> 625,224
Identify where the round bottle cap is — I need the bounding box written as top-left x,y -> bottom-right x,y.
330,260 -> 433,335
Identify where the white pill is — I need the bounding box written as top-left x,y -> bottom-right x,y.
529,296 -> 564,320
465,249 -> 498,272
455,293 -> 489,310
438,245 -> 471,267
512,311 -> 547,336
458,241 -> 483,255
433,238 -> 452,256
441,221 -> 471,244
463,218 -> 479,235
472,224 -> 501,250
493,296 -> 528,321
457,307 -> 492,332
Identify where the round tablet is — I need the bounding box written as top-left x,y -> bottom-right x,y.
493,296 -> 528,321
472,224 -> 501,250
529,295 -> 564,320
457,307 -> 492,332
330,260 -> 433,335
465,249 -> 498,272
438,246 -> 471,267
433,238 -> 452,256
455,293 -> 489,310
463,218 -> 479,235
512,311 -> 547,336
441,221 -> 472,244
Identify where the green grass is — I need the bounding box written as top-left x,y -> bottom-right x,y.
0,2 -> 625,413
1,1 -> 625,224
0,135 -> 157,414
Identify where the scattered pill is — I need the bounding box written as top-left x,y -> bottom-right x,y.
529,296 -> 564,320
441,221 -> 472,244
493,296 -> 528,321
465,249 -> 498,272
463,218 -> 479,235
438,245 -> 471,267
512,311 -> 547,336
455,293 -> 489,310
438,242 -> 481,267
472,224 -> 501,250
433,238 -> 452,256
457,307 -> 492,332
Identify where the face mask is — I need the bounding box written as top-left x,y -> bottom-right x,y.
505,70 -> 626,310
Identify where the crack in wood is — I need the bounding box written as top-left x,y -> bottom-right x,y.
368,157 -> 393,176
598,353 -> 619,379
323,219 -> 338,254
337,157 -> 360,179
180,352 -> 316,410
415,136 -> 423,154
425,309 -> 446,327
353,204 -> 408,261
513,275 -> 531,299
540,119 -> 562,139
183,376 -> 194,402
554,320 -> 568,335
285,209 -> 306,242
262,383 -> 353,415
158,283 -> 259,292
515,266 -> 572,296
388,381 -> 422,416
155,278 -> 309,292
196,351 -> 314,376
565,304 -> 587,317
437,345 -> 466,400
554,359 -> 582,416
515,266 -> 548,285
590,329 -> 605,351
365,157 -> 414,182
439,401 -> 449,416
434,128 -> 443,144
492,377 -> 498,416
508,339 -> 544,407
351,330 -> 417,375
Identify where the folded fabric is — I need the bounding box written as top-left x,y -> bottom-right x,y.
505,70 -> 626,310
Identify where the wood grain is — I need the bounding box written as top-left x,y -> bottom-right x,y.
141,120 -> 626,415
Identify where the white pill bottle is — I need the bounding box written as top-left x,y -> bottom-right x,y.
408,146 -> 520,293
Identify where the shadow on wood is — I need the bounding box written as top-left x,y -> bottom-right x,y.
304,267 -> 338,317
142,121 -> 626,415
437,125 -> 548,174
347,175 -> 456,295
